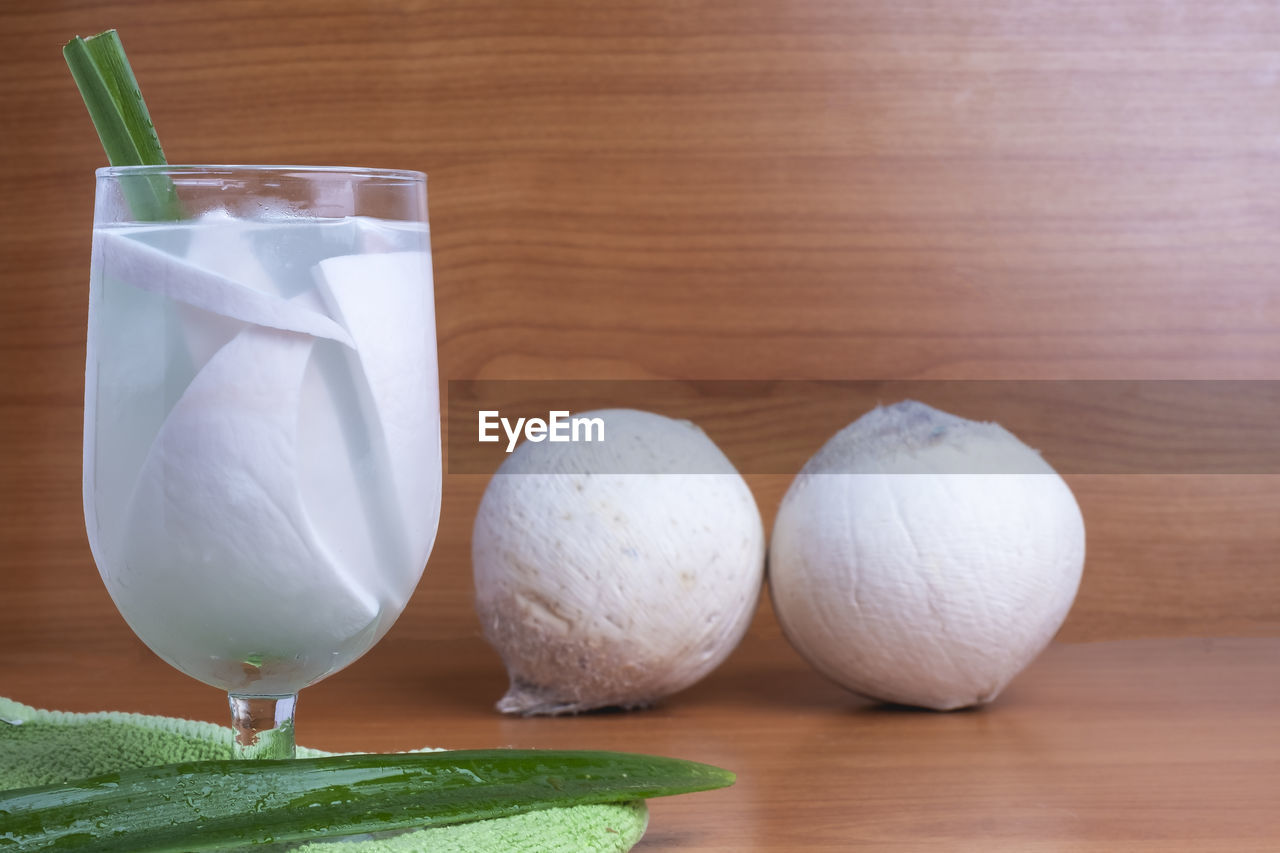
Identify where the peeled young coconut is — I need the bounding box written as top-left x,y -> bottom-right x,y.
473,408 -> 765,715
769,400 -> 1085,711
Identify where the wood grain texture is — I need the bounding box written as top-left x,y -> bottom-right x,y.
3,7 -> 1280,845
2,0 -> 1280,736
2,624 -> 1279,851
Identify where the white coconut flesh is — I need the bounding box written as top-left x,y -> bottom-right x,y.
87,219 -> 440,693
472,409 -> 766,715
769,400 -> 1085,711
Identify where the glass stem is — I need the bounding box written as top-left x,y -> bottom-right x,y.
228,693 -> 297,759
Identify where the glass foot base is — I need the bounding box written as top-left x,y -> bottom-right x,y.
229,693 -> 297,759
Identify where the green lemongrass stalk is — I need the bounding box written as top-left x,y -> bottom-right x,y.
63,29 -> 182,220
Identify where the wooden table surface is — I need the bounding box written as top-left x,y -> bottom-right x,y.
3,607 -> 1278,851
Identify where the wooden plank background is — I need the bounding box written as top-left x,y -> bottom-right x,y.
2,0 -> 1279,668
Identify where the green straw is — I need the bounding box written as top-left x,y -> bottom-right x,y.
64,29 -> 182,220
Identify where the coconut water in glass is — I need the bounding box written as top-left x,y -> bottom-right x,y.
83,166 -> 441,757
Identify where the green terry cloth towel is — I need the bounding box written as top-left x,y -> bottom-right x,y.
0,696 -> 647,852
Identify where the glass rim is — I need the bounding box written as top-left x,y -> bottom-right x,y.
95,164 -> 426,182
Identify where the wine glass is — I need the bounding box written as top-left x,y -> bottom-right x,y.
82,166 -> 441,758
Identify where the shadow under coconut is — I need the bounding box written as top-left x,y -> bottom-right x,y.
853,700 -> 989,716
